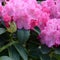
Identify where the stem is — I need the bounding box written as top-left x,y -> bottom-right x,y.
33,28 -> 40,34
0,41 -> 18,52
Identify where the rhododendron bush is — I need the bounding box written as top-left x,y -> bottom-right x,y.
0,0 -> 60,60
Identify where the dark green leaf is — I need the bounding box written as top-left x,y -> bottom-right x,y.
40,55 -> 50,60
0,56 -> 12,60
17,29 -> 30,44
14,44 -> 28,60
54,54 -> 60,60
0,28 -> 6,35
51,57 -> 57,60
40,45 -> 50,54
54,47 -> 60,54
8,46 -> 20,60
30,48 -> 42,58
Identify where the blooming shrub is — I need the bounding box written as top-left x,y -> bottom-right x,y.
0,0 -> 60,60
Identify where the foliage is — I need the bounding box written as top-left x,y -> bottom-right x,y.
0,24 -> 60,60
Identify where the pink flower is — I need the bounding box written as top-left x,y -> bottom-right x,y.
16,14 -> 31,30
9,0 -> 41,30
40,0 -> 60,18
38,11 -> 50,30
0,3 -> 3,17
39,19 -> 60,47
0,0 -> 40,29
1,1 -> 14,27
30,19 -> 38,29
3,14 -> 11,27
0,0 -> 42,30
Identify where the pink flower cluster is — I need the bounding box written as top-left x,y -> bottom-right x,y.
0,0 -> 40,29
0,0 -> 60,47
40,19 -> 60,47
38,0 -> 60,47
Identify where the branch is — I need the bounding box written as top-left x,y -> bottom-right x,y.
0,41 -> 18,52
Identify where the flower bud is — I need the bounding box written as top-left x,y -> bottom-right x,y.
7,21 -> 17,33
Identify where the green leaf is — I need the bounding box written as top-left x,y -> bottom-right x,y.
0,28 -> 6,35
0,56 -> 12,60
40,45 -> 50,54
30,48 -> 42,59
40,55 -> 50,60
8,46 -> 20,60
54,47 -> 60,54
54,54 -> 60,60
14,44 -> 28,60
17,29 -> 30,44
51,57 -> 57,60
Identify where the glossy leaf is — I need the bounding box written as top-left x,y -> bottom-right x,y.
14,44 -> 28,60
0,28 -> 6,35
17,29 -> 30,44
0,56 -> 12,60
8,46 -> 20,60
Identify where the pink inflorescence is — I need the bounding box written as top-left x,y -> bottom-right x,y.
1,0 -> 60,47
0,0 -> 41,29
38,0 -> 60,47
39,19 -> 60,47
0,0 -> 41,30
